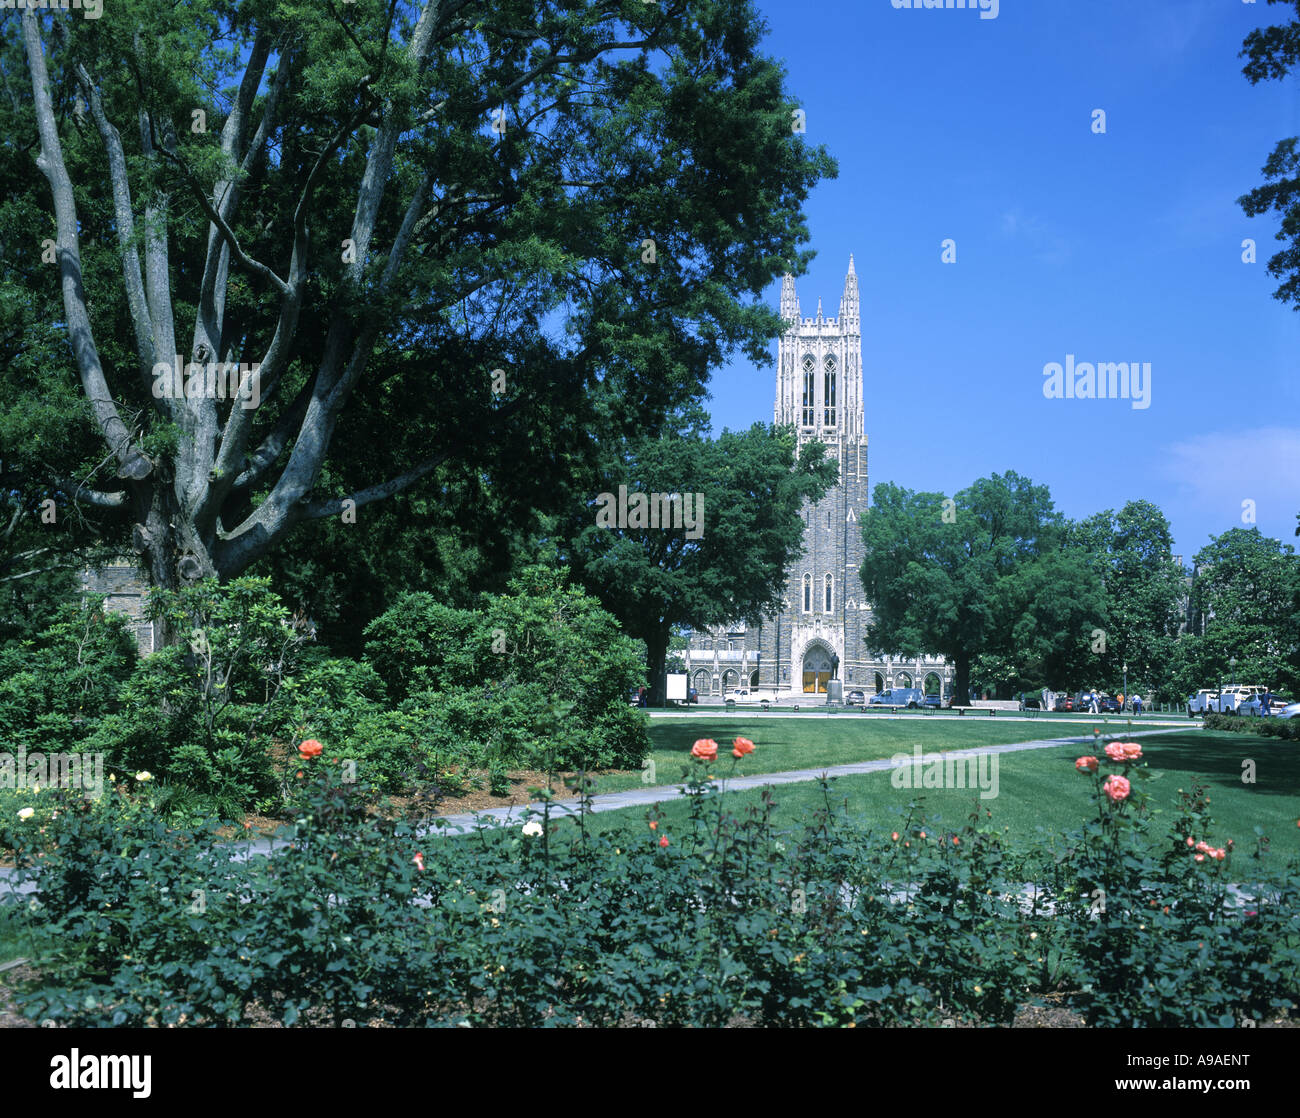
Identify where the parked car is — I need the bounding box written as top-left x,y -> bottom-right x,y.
1054,694 -> 1074,712
688,687 -> 698,704
847,689 -> 866,704
1275,701 -> 1300,720
1187,689 -> 1219,717
732,688 -> 750,698
921,694 -> 944,709
1240,692 -> 1292,717
1098,695 -> 1120,714
869,687 -> 924,708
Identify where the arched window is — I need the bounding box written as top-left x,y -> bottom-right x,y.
823,573 -> 832,612
801,355 -> 815,426
802,573 -> 811,613
823,355 -> 837,427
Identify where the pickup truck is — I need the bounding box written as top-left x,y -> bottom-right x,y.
1212,686 -> 1267,715
1187,689 -> 1219,717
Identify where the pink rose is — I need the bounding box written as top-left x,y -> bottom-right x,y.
1076,756 -> 1099,773
1103,774 -> 1131,802
691,739 -> 718,762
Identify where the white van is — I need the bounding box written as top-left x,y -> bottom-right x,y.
1213,685 -> 1266,715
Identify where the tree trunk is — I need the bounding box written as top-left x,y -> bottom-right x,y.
953,650 -> 971,707
646,624 -> 672,707
133,479 -> 220,648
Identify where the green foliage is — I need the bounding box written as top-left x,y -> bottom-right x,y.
5,740 -> 1296,1028
85,578 -> 314,811
1237,0 -> 1300,311
565,417 -> 836,700
1203,712 -> 1300,741
364,566 -> 650,771
1176,528 -> 1300,695
0,598 -> 136,753
860,472 -> 1103,701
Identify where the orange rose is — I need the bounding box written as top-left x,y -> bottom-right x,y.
1103,774 -> 1131,802
298,739 -> 324,760
732,736 -> 756,759
658,836 -> 669,848
691,739 -> 718,762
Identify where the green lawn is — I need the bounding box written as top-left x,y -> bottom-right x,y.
585,714 -> 1160,795
571,730 -> 1300,861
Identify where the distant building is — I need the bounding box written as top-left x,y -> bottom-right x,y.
80,560 -> 155,655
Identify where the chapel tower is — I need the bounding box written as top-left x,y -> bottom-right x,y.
758,257 -> 871,693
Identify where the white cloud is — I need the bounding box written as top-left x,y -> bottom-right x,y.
998,208 -> 1070,266
1157,427 -> 1300,532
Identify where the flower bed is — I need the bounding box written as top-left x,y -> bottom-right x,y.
0,736 -> 1296,1028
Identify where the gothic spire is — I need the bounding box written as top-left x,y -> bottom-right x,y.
779,273 -> 800,323
838,253 -> 859,329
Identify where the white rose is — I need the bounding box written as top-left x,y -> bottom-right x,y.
521,820 -> 544,837
135,771 -> 153,783
17,807 -> 35,820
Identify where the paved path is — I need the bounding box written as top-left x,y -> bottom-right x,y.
647,709 -> 1189,727
429,725 -> 1195,832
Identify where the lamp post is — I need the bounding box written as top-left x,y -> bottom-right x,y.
1122,661 -> 1128,713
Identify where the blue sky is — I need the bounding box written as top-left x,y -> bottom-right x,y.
704,0 -> 1300,564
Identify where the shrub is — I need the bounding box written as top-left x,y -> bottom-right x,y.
362,567 -> 650,774
6,736 -> 1295,1028
0,599 -> 136,753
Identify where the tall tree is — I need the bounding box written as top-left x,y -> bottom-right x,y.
1237,0 -> 1300,310
1,0 -> 833,642
1069,500 -> 1185,696
564,419 -> 835,703
1179,527 -> 1300,693
859,471 -> 1102,704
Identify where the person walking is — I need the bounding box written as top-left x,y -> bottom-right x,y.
1089,689 -> 1099,715
1133,693 -> 1143,716
1262,690 -> 1272,716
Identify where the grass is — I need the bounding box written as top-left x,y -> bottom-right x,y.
560,731 -> 1300,863
585,714 -> 1158,795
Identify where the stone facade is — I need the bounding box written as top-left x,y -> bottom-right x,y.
80,560 -> 156,656
684,258 -> 952,700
